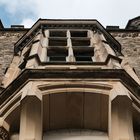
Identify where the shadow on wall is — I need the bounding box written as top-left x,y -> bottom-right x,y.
11,130 -> 109,140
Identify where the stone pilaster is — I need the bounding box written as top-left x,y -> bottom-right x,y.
19,82 -> 42,140
67,30 -> 75,62
109,96 -> 134,140
91,32 -> 108,62
109,83 -> 134,140
40,33 -> 49,62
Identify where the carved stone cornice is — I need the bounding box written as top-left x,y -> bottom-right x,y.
14,19 -> 122,56
0,68 -> 140,107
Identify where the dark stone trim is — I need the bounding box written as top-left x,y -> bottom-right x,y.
0,28 -> 29,31
107,29 -> 140,32
0,68 -> 140,106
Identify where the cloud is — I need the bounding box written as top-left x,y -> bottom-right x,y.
0,0 -> 37,15
0,0 -> 38,27
0,0 -> 140,28
20,18 -> 35,28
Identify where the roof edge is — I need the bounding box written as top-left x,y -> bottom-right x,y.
14,19 -> 122,55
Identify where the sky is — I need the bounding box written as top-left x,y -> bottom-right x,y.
0,0 -> 139,28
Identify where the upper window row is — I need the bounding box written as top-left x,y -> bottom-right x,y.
48,30 -> 90,47
45,30 -> 94,62
49,30 -> 88,37
48,38 -> 90,46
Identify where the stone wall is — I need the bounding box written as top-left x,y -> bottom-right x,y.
0,31 -> 26,85
110,32 -> 140,78
0,30 -> 140,85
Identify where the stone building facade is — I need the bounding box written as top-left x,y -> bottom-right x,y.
0,17 -> 140,140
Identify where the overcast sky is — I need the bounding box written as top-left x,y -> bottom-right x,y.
0,0 -> 139,28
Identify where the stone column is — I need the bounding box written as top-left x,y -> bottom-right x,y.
109,96 -> 134,140
26,33 -> 42,68
67,30 -> 75,62
109,83 -> 134,140
29,33 -> 42,57
40,30 -> 49,62
39,35 -> 48,62
91,31 -> 108,62
88,30 -> 95,62
19,82 -> 42,140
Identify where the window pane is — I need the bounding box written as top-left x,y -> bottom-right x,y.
50,31 -> 66,37
49,38 -> 67,46
71,38 -> 90,46
75,56 -> 92,62
71,31 -> 88,37
49,56 -> 66,62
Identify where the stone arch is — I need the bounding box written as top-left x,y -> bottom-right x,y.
3,81 -> 112,139
38,82 -> 111,132
38,81 -> 112,96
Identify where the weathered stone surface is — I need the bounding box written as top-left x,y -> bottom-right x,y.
0,30 -> 140,82
0,31 -> 26,85
0,20 -> 139,140
111,32 -> 140,78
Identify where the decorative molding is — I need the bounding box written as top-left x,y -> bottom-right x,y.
0,69 -> 140,107
14,19 -> 122,56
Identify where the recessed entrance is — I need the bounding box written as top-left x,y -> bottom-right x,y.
43,92 -> 109,132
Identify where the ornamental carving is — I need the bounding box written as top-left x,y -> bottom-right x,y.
0,127 -> 9,140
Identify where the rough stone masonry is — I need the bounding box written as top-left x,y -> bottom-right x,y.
0,18 -> 140,88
